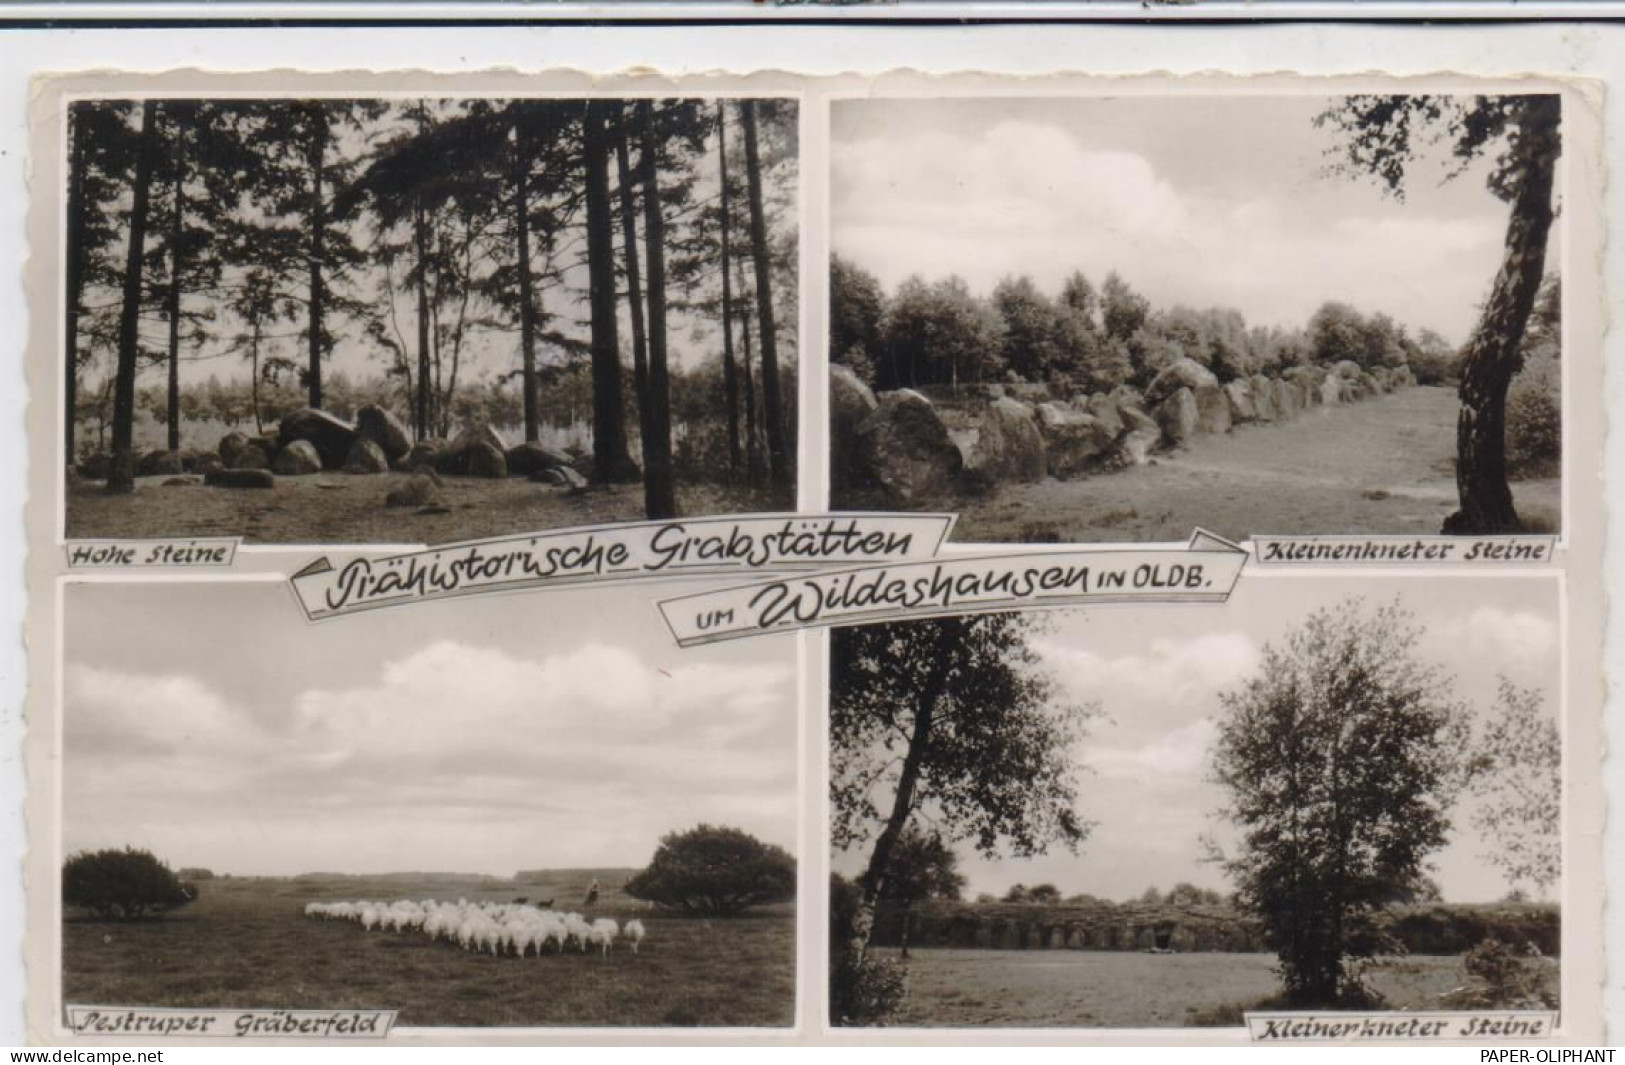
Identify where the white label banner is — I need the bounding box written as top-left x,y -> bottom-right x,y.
659,531 -> 1248,646
288,513 -> 954,620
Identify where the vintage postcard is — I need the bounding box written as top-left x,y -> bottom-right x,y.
20,68 -> 1608,1047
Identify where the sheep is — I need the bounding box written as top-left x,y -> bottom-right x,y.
588,918 -> 619,956
624,918 -> 646,955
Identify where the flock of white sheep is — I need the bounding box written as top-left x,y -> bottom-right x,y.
303,898 -> 647,958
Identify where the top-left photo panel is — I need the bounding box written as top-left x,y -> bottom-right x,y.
55,92 -> 800,545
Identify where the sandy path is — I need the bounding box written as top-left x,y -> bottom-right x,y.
952,386 -> 1560,544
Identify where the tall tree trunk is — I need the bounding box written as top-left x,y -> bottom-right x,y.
512,112 -> 541,444
64,108 -> 87,470
164,111 -> 188,454
1444,96 -> 1560,535
637,101 -> 676,520
107,100 -> 159,495
306,107 -> 328,411
582,100 -> 639,484
741,102 -> 789,494
614,109 -> 652,456
850,620 -> 960,959
716,102 -> 742,482
738,265 -> 762,487
413,196 -> 432,441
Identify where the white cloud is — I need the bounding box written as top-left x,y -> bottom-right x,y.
833,116 -> 1508,343
65,665 -> 259,755
1091,717 -> 1220,784
1424,606 -> 1560,689
1036,631 -> 1260,726
65,640 -> 799,873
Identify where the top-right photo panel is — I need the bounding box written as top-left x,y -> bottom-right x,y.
828,93 -> 1564,544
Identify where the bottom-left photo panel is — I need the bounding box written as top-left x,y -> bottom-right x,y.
52,578 -> 801,1032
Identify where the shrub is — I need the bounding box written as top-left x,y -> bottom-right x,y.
1505,386 -> 1561,479
829,875 -> 909,1027
177,867 -> 215,881
624,824 -> 795,917
1442,936 -> 1558,1009
62,848 -> 195,921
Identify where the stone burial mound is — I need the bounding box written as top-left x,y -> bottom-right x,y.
75,402 -> 590,494
830,357 -> 1417,511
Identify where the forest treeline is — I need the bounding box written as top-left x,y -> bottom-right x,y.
66,96 -> 798,514
831,253 -> 1560,398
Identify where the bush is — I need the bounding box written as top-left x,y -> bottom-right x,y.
63,848 -> 195,921
1442,936 -> 1558,1009
177,867 -> 215,881
1505,386 -> 1561,479
624,824 -> 795,917
829,875 -> 908,1027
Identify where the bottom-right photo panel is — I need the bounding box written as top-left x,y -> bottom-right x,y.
828,574 -> 1562,1030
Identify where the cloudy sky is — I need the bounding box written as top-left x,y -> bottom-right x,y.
63,580 -> 798,877
833,95 -> 1555,346
834,574 -> 1561,904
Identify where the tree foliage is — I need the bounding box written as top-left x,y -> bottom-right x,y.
1317,94 -> 1562,534
880,824 -> 966,904
831,612 -> 1097,971
623,823 -> 795,917
1467,680 -> 1560,898
63,847 -> 195,921
1212,598 -> 1467,1006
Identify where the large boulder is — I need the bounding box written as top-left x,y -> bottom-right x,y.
450,424 -> 509,457
136,450 -> 185,477
342,438 -> 390,475
354,405 -> 411,462
1084,393 -> 1124,438
1039,405 -> 1117,478
971,397 -> 1046,483
1112,427 -> 1160,468
1144,358 -> 1219,407
76,452 -> 111,480
851,389 -> 963,506
1118,403 -> 1157,435
385,473 -> 442,508
218,431 -> 250,466
1334,359 -> 1363,380
1251,375 -> 1278,423
506,441 -> 575,478
1273,378 -> 1298,419
231,443 -> 272,471
1192,383 -> 1232,434
1391,364 -> 1417,388
278,408 -> 357,470
204,467 -> 275,489
831,365 -> 880,502
272,439 -> 323,476
438,440 -> 508,479
1320,374 -> 1348,405
1223,381 -> 1257,423
403,438 -> 446,472
1154,387 -> 1200,448
191,452 -> 224,476
531,465 -> 587,489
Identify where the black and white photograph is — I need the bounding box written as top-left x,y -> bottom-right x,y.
829,94 -> 1563,543
58,580 -> 799,1028
829,576 -> 1561,1028
62,94 -> 798,544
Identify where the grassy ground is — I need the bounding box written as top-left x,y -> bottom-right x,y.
64,474 -> 788,547
62,873 -> 796,1028
872,949 -> 1508,1028
951,386 -> 1561,544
